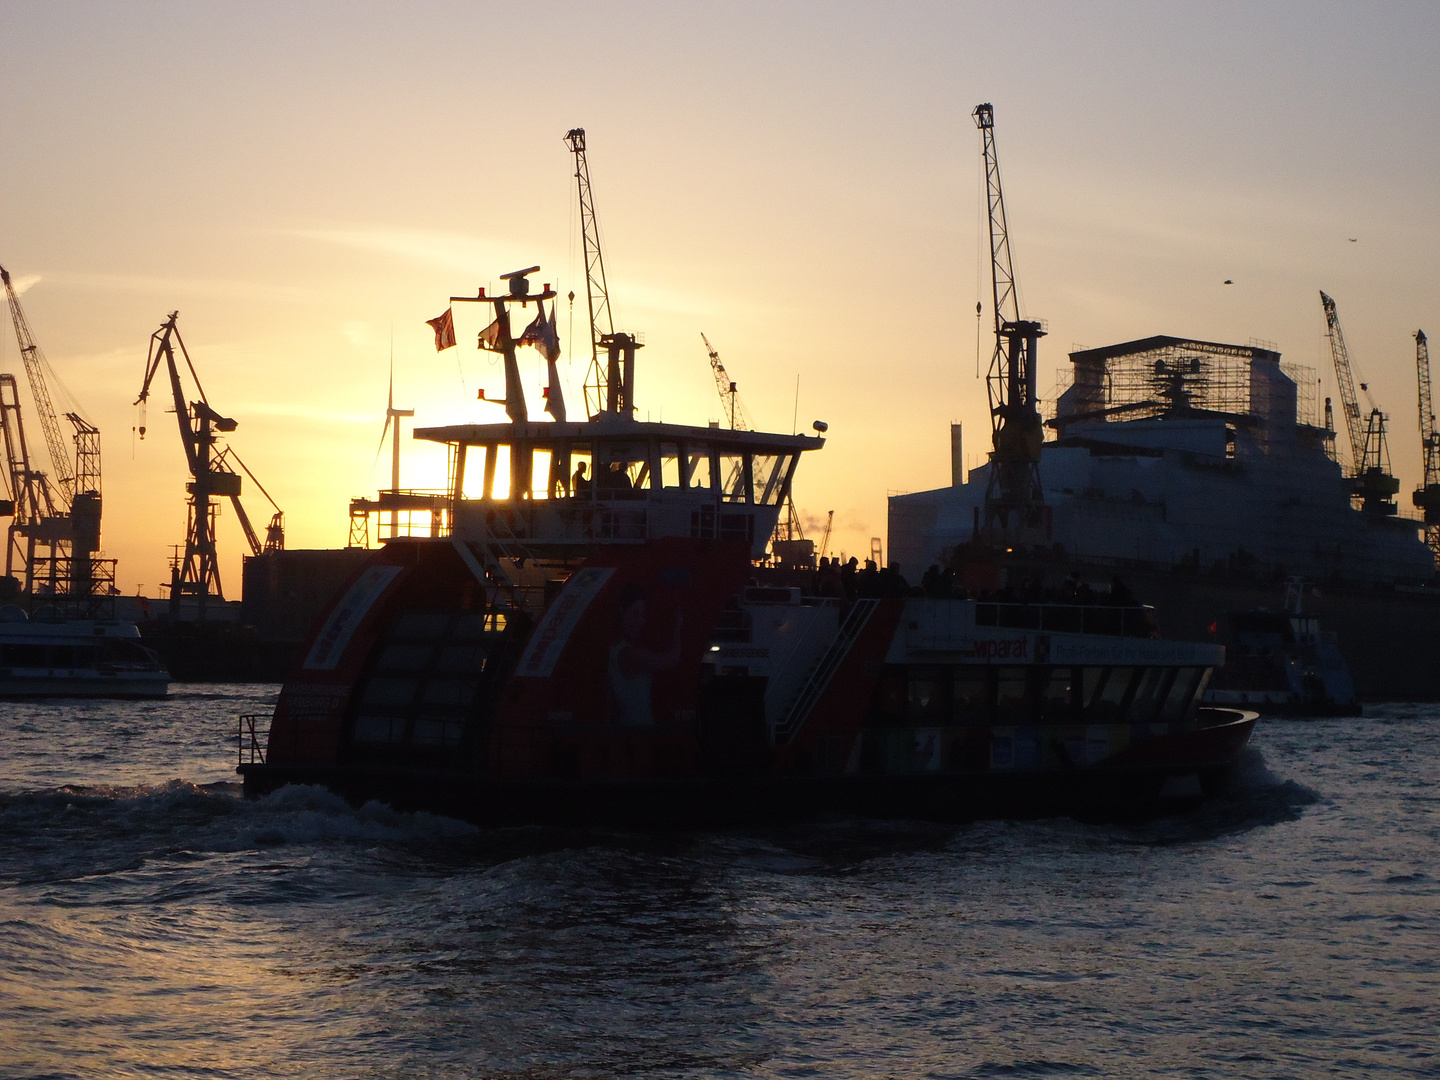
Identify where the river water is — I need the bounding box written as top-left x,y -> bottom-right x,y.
0,686 -> 1436,1079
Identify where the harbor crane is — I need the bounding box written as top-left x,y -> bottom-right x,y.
1412,329 -> 1440,559
565,127 -> 641,420
974,103 -> 1046,542
701,332 -> 752,431
700,331 -> 810,560
136,313 -> 283,619
1320,291 -> 1399,516
0,263 -> 107,606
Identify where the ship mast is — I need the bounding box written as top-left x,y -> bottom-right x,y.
973,103 -> 1046,543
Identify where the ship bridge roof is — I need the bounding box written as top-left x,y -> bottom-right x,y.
415,418 -> 824,452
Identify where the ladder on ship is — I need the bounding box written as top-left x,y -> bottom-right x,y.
772,598 -> 879,744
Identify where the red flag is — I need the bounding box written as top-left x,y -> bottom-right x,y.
426,308 -> 456,351
1207,620 -> 1218,634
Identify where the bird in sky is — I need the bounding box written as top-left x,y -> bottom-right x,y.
1349,238 -> 1358,242
1224,279 -> 1234,285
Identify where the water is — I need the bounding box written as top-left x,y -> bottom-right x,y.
1,688 -> 1437,1079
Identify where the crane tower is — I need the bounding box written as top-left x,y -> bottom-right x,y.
1412,329 -> 1440,559
136,313 -> 283,620
1320,291 -> 1399,516
565,128 -> 642,420
973,103 -> 1046,542
0,263 -> 109,609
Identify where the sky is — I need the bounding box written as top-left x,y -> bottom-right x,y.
1,0 -> 1438,595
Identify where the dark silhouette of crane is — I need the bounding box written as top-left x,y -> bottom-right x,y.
701,332 -> 751,431
136,313 -> 282,620
974,104 -> 1046,543
0,263 -> 107,607
565,127 -> 640,419
1320,291 -> 1398,516
1412,329 -> 1440,560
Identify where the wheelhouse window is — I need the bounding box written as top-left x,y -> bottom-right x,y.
751,453 -> 790,506
659,443 -> 684,489
719,453 -> 749,503
687,449 -> 715,492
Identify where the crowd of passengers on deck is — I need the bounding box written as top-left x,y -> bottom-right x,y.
809,559 -> 1141,607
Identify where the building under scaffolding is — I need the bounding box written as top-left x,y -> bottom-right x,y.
891,334 -> 1432,586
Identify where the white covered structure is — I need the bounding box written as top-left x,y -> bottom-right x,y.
890,336 -> 1434,586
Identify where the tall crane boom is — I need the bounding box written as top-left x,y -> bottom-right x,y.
1,266 -> 76,503
1412,329 -> 1440,558
1320,290 -> 1366,476
973,103 -> 1045,542
700,332 -> 749,431
564,128 -> 615,419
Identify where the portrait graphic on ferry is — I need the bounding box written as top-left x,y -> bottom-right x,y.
608,583 -> 683,726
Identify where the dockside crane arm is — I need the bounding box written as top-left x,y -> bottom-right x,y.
1,264 -> 76,505
565,127 -> 616,419
137,314 -> 203,475
700,332 -> 750,431
1419,330 -> 1437,486
1320,291 -> 1367,476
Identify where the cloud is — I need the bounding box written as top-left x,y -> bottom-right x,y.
29,270 -> 328,303
293,226 -> 735,320
4,273 -> 41,296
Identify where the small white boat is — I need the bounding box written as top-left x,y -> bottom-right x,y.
0,607 -> 171,698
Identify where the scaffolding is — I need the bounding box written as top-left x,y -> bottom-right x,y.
1056,336 -> 1307,430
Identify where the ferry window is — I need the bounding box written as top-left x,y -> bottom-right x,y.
876,668 -> 906,724
421,679 -> 476,708
10,644 -> 43,666
488,444 -> 512,500
411,716 -> 465,748
530,448 -> 552,499
1159,667 -> 1201,722
687,450 -> 715,491
567,446 -> 593,498
907,666 -> 947,723
1037,666 -> 1074,721
1129,668 -> 1174,723
659,443 -> 684,489
752,454 -> 786,505
719,453 -> 750,503
1088,667 -> 1137,722
460,445 -> 488,499
597,444 -> 648,495
377,643 -> 434,673
953,671 -> 989,724
361,677 -> 418,709
435,644 -> 486,674
995,667 -> 1029,722
353,714 -> 405,744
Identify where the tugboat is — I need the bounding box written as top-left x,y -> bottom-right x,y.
237,251 -> 1256,824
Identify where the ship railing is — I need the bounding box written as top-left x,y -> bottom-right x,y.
974,602 -> 1157,638
238,713 -> 269,766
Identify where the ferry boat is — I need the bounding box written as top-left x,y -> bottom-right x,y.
0,607 -> 171,698
236,264 -> 1255,825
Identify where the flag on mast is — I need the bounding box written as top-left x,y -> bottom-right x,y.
518,300 -> 561,362
478,318 -> 502,352
426,308 -> 456,351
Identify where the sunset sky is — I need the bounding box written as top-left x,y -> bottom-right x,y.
2,1 -> 1438,595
